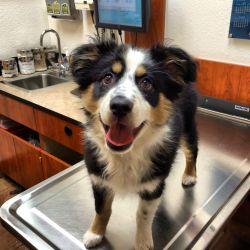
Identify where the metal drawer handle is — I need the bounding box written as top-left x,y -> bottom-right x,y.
64,126 -> 72,136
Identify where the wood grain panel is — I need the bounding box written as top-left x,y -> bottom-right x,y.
0,128 -> 20,184
125,0 -> 166,47
196,59 -> 216,97
41,150 -> 70,179
13,136 -> 44,188
197,59 -> 250,106
34,109 -> 83,154
225,64 -> 242,102
0,94 -> 36,130
238,67 -> 250,106
213,63 -> 241,101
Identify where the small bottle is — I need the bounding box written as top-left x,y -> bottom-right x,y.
63,47 -> 70,71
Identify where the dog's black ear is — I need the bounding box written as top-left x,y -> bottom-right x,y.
150,45 -> 197,86
71,41 -> 118,90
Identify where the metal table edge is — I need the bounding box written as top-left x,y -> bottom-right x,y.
192,175 -> 250,250
0,161 -> 86,250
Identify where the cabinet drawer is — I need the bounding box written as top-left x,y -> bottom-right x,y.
34,109 -> 83,154
0,94 -> 36,130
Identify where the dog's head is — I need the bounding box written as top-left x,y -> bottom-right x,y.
71,41 -> 196,153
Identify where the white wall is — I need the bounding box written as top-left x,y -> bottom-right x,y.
0,0 -> 97,59
48,11 -> 96,53
0,0 -> 50,59
1,0 -> 249,66
165,0 -> 250,65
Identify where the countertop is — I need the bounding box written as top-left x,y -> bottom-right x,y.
0,73 -> 84,124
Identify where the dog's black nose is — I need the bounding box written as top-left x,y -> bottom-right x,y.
110,96 -> 133,117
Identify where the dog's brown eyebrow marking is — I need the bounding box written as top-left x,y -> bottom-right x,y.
135,65 -> 146,77
112,62 -> 123,74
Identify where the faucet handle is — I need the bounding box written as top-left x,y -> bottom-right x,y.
59,63 -> 66,77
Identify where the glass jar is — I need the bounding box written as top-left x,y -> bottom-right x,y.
2,58 -> 18,77
31,48 -> 47,72
17,50 -> 35,74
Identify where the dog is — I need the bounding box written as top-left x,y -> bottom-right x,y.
71,40 -> 198,250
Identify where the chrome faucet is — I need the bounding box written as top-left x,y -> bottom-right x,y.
40,29 -> 66,77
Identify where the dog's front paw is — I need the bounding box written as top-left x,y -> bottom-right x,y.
134,242 -> 154,250
83,231 -> 103,248
182,173 -> 196,187
134,237 -> 154,250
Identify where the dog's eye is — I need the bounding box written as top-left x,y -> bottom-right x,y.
101,73 -> 114,86
138,78 -> 153,92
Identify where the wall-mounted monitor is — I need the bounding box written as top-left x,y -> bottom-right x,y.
94,0 -> 150,32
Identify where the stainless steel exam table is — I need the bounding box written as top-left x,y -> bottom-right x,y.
1,108 -> 250,250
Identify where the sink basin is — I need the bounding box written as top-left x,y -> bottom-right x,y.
4,73 -> 68,90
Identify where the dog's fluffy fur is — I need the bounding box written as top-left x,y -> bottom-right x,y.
71,41 -> 198,250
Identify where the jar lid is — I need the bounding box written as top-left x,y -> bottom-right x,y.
18,49 -> 31,54
3,58 -> 16,63
32,47 -> 44,52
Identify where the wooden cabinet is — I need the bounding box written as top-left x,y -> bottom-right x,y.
0,127 -> 72,188
0,95 -> 36,130
41,151 -> 70,179
197,59 -> 250,106
13,136 -> 44,189
0,129 -> 20,184
0,93 -> 84,188
34,109 -> 83,154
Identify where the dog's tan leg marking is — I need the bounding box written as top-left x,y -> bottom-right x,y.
181,137 -> 197,186
83,191 -> 114,248
134,198 -> 161,250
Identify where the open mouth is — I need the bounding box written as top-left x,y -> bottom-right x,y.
100,118 -> 145,152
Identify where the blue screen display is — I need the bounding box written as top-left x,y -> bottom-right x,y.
229,0 -> 250,40
97,0 -> 142,28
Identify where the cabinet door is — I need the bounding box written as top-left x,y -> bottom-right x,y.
41,150 -> 70,179
0,129 -> 21,183
13,137 -> 44,188
34,109 -> 83,154
0,94 -> 37,130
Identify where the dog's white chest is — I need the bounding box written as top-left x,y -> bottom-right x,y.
105,156 -> 147,192
91,151 -> 160,193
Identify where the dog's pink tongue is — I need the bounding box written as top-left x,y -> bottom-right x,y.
106,123 -> 134,146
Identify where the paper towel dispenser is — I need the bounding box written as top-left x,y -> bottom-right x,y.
45,0 -> 80,20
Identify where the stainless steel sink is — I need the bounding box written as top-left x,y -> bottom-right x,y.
4,73 -> 68,90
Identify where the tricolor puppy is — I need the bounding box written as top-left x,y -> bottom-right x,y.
71,41 -> 198,250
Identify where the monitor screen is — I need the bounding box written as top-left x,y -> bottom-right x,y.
95,0 -> 150,32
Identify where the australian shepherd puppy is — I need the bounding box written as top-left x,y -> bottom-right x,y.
71,41 -> 198,250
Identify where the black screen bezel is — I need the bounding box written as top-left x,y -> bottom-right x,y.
94,0 -> 149,32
